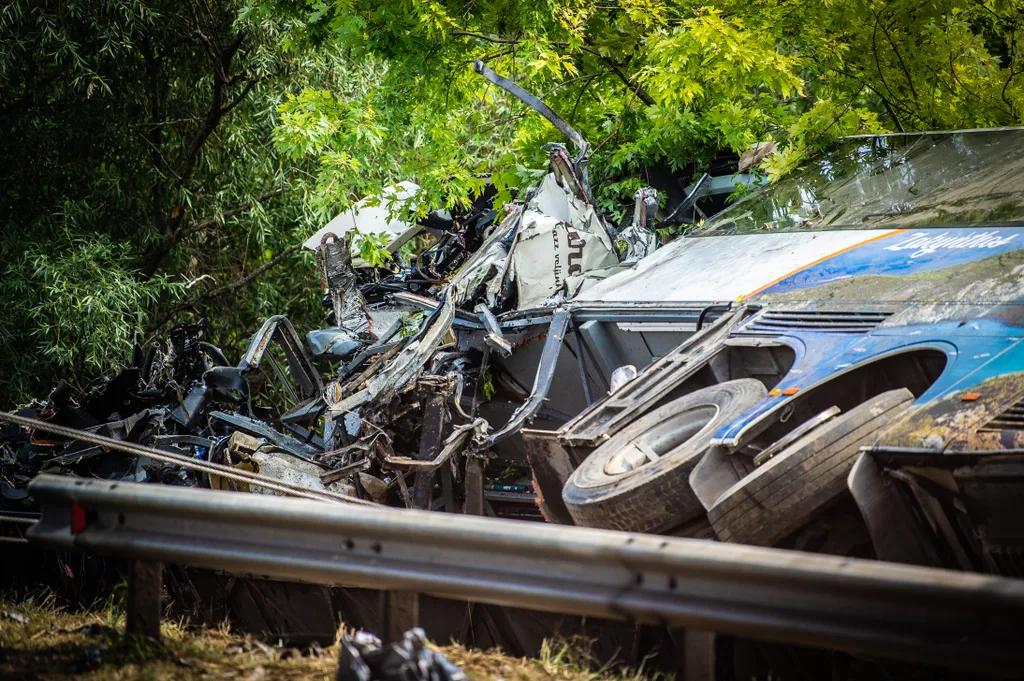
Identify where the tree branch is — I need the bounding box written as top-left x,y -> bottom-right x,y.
175,63 -> 227,186
452,30 -> 520,44
220,74 -> 261,115
143,32 -> 164,238
142,12 -> 247,278
472,49 -> 514,64
582,45 -> 654,106
571,71 -> 612,123
829,65 -> 909,131
869,14 -> 915,126
150,187 -> 287,273
148,242 -> 302,331
554,42 -> 655,106
873,8 -> 920,108
180,187 -> 288,240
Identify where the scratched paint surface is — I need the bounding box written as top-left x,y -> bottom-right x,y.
579,226 -> 1024,308
752,244 -> 1024,329
755,228 -> 1024,296
575,229 -> 898,302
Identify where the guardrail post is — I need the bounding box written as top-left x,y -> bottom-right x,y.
383,591 -> 420,641
125,560 -> 163,640
682,630 -> 716,681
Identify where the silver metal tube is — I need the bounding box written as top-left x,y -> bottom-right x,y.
0,410 -> 374,506
27,474 -> 1024,673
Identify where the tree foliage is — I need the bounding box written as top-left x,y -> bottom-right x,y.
268,0 -> 1024,218
0,1 -> 343,403
4,0 -> 1024,404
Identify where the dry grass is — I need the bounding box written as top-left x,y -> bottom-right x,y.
0,593 -> 671,681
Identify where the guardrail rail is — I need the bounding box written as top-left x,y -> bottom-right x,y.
26,474 -> 1024,674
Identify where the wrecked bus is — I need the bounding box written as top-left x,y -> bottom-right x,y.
510,128 -> 1024,571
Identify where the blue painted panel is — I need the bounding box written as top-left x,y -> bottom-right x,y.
763,227 -> 1024,295
713,319 -> 1024,444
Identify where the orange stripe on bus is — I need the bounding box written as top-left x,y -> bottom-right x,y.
741,229 -> 910,300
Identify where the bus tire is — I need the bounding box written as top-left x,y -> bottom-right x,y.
562,379 -> 767,533
708,388 -> 914,547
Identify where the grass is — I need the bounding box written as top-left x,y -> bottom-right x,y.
0,593 -> 670,681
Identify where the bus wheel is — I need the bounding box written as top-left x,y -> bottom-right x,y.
562,379 -> 766,533
708,388 -> 913,547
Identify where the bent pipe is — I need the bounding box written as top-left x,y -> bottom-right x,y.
487,308 -> 572,443
473,61 -> 588,157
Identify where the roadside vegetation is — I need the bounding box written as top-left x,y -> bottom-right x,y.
4,0 -> 1024,403
0,594 -> 666,681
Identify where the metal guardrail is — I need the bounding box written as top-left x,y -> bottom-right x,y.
27,474 -> 1024,673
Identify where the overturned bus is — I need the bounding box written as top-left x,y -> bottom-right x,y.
7,127 -> 1024,667
8,125 -> 1024,586
491,127 -> 1024,574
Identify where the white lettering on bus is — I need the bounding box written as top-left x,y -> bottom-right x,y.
883,231 -> 1018,258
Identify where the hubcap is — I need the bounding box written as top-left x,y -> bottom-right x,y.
603,405 -> 718,476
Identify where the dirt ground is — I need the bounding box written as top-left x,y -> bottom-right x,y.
0,594 -> 665,681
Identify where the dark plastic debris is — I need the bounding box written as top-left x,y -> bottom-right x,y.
336,628 -> 467,681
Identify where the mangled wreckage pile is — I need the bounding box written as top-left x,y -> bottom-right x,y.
7,65 -> 1024,591
0,61 -> 708,523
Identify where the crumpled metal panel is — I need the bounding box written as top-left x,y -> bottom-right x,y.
510,174 -> 619,308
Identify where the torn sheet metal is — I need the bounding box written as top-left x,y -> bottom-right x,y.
330,296 -> 457,415
447,208 -> 522,309
316,232 -> 372,335
208,430 -> 356,498
510,174 -> 619,308
546,143 -> 596,206
474,62 -> 588,157
210,411 -> 323,458
444,71 -> 620,313
617,187 -> 659,265
397,417 -> 490,472
302,182 -> 423,265
240,316 -> 323,402
307,231 -> 375,361
488,308 -> 571,443
249,451 -> 354,498
475,304 -> 512,357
